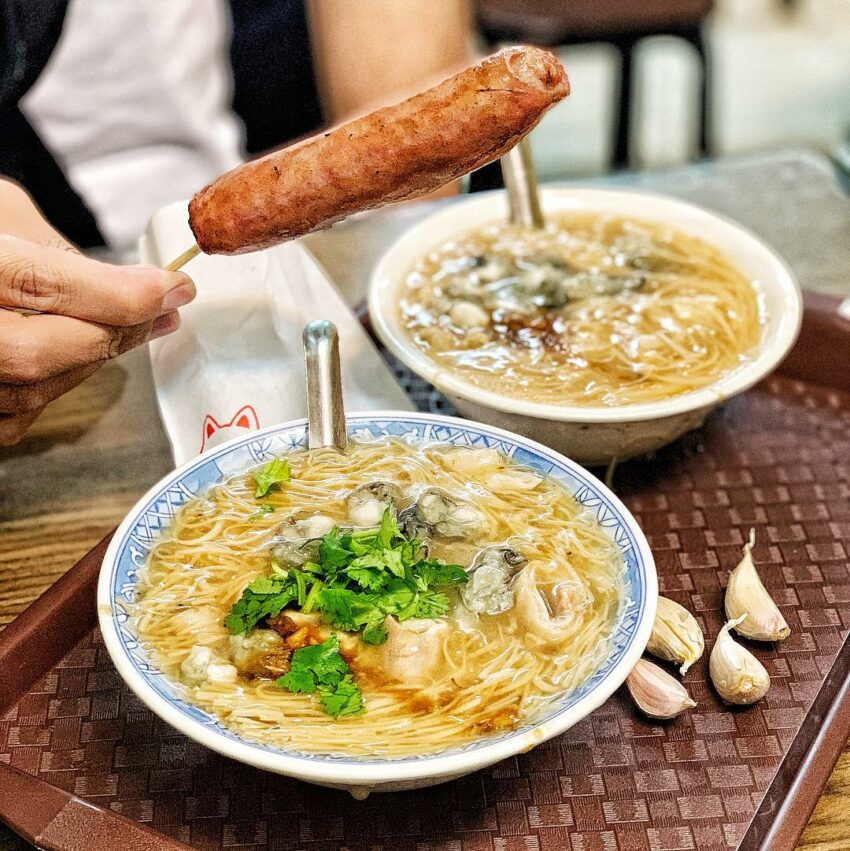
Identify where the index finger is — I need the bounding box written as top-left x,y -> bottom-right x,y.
0,234 -> 196,325
0,309 -> 179,383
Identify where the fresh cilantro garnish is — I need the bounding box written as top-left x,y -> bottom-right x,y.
361,618 -> 389,645
319,676 -> 362,717
223,576 -> 296,634
253,457 -> 291,498
414,589 -> 452,619
376,508 -> 396,548
276,636 -> 363,718
414,561 -> 468,588
318,528 -> 352,570
225,509 -> 468,645
248,504 -> 275,521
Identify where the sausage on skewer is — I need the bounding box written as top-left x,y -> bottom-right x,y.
187,46 -> 569,256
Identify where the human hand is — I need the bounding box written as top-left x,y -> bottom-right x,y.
0,184 -> 195,444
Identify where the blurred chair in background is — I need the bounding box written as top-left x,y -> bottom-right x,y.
471,0 -> 714,189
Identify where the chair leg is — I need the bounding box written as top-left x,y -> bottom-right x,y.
688,24 -> 712,158
469,159 -> 505,193
612,36 -> 637,169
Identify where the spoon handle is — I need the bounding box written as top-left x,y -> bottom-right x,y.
303,320 -> 348,451
502,137 -> 545,229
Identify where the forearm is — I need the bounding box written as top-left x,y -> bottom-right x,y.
0,178 -> 70,248
306,0 -> 473,124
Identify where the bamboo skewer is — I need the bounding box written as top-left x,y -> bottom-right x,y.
165,243 -> 201,271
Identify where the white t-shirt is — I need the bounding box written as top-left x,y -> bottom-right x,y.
20,0 -> 244,250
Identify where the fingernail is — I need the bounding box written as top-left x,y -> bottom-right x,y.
160,274 -> 196,312
150,311 -> 181,340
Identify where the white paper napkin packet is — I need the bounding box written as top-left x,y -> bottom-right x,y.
139,201 -> 413,466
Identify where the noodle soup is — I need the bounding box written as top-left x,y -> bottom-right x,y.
400,213 -> 763,407
132,438 -> 623,759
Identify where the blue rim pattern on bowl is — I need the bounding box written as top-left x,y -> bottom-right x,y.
103,413 -> 652,771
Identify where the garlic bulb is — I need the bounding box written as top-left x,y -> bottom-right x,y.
709,615 -> 770,705
725,529 -> 790,642
626,658 -> 696,720
646,596 -> 704,675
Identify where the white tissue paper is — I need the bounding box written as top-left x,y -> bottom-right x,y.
140,200 -> 413,467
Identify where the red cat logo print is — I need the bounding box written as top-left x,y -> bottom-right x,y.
200,405 -> 260,452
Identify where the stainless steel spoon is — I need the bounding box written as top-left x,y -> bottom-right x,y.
500,138 -> 641,299
501,137 -> 545,229
303,320 -> 347,451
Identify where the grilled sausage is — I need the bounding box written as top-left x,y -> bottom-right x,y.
188,46 -> 569,255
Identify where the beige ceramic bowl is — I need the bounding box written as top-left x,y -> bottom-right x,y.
369,188 -> 802,466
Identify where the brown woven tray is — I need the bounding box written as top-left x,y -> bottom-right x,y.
2,292 -> 849,851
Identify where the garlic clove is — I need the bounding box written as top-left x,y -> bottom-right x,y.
626,658 -> 697,720
709,614 -> 771,705
646,596 -> 705,675
725,529 -> 790,642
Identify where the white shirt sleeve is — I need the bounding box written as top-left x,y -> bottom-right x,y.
20,0 -> 245,250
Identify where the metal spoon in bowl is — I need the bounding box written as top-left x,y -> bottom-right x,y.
499,138 -> 643,300
501,137 -> 545,229
303,320 -> 347,452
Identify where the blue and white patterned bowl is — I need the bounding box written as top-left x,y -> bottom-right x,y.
98,412 -> 657,795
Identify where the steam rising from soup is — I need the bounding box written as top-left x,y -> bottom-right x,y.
400,213 -> 763,406
132,439 -> 623,758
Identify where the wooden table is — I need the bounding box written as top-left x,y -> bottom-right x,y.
1,149 -> 849,850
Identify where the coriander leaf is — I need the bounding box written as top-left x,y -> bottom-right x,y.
277,636 -> 348,687
318,587 -> 379,632
224,577 -> 296,634
346,550 -> 390,571
291,636 -> 348,683
223,612 -> 249,635
381,548 -> 405,578
319,675 -> 364,718
278,668 -> 315,693
291,569 -> 309,606
415,589 -> 451,619
345,549 -> 404,586
301,579 -> 324,614
344,533 -> 375,557
374,580 -> 417,617
400,539 -> 425,568
253,457 -> 291,498
316,586 -> 357,631
276,637 -> 363,718
432,562 -> 469,585
344,563 -> 387,592
415,560 -> 468,589
414,561 -> 469,587
248,577 -> 286,595
248,504 -> 275,521
376,508 -> 398,549
361,617 -> 389,645
319,529 -> 352,571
